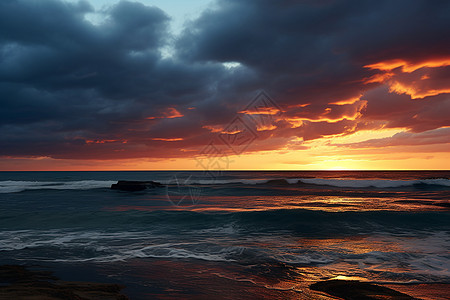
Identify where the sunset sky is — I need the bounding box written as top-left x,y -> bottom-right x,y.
1,0 -> 449,170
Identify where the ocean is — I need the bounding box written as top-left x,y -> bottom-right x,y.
0,171 -> 449,299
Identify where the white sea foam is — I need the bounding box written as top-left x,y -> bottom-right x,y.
297,178 -> 450,188
120,244 -> 241,262
1,229 -> 449,282
0,180 -> 116,193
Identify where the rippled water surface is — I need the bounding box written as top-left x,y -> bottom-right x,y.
0,171 -> 449,299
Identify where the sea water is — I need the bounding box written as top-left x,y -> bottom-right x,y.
0,171 -> 449,299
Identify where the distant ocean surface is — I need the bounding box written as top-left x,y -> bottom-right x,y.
0,171 -> 449,299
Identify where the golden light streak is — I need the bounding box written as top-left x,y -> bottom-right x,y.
285,113 -> 363,126
284,100 -> 367,127
326,128 -> 403,144
221,129 -> 241,134
2,145 -> 450,171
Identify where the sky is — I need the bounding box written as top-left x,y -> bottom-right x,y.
0,0 -> 449,171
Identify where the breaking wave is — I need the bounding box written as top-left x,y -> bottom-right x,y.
0,180 -> 115,193
2,177 -> 449,193
161,177 -> 450,189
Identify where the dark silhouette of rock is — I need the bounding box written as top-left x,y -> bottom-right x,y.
0,265 -> 129,300
310,279 -> 418,300
110,180 -> 164,191
264,179 -> 292,185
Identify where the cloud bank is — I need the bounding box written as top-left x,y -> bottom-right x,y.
0,0 -> 449,167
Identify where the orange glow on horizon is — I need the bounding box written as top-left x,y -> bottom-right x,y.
3,125 -> 448,171
2,149 -> 448,171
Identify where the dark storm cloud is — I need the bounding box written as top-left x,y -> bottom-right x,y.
0,0 -> 449,161
178,0 -> 450,98
177,0 -> 450,145
0,0 -> 245,159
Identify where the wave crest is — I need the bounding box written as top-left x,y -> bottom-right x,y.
0,180 -> 115,193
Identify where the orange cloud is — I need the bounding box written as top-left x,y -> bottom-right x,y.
256,124 -> 277,131
220,129 -> 241,135
389,81 -> 450,99
284,100 -> 367,128
329,96 -> 362,105
164,107 -> 184,118
365,58 -> 450,73
364,57 -> 450,99
202,125 -> 223,133
288,103 -> 310,108
363,72 -> 394,84
365,59 -> 407,72
146,107 -> 184,120
238,107 -> 281,115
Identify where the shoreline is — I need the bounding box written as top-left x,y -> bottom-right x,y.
0,264 -> 434,300
0,265 -> 129,300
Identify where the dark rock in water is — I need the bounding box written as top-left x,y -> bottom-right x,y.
310,280 -> 418,300
111,180 -> 164,191
0,265 -> 129,300
264,179 -> 292,185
